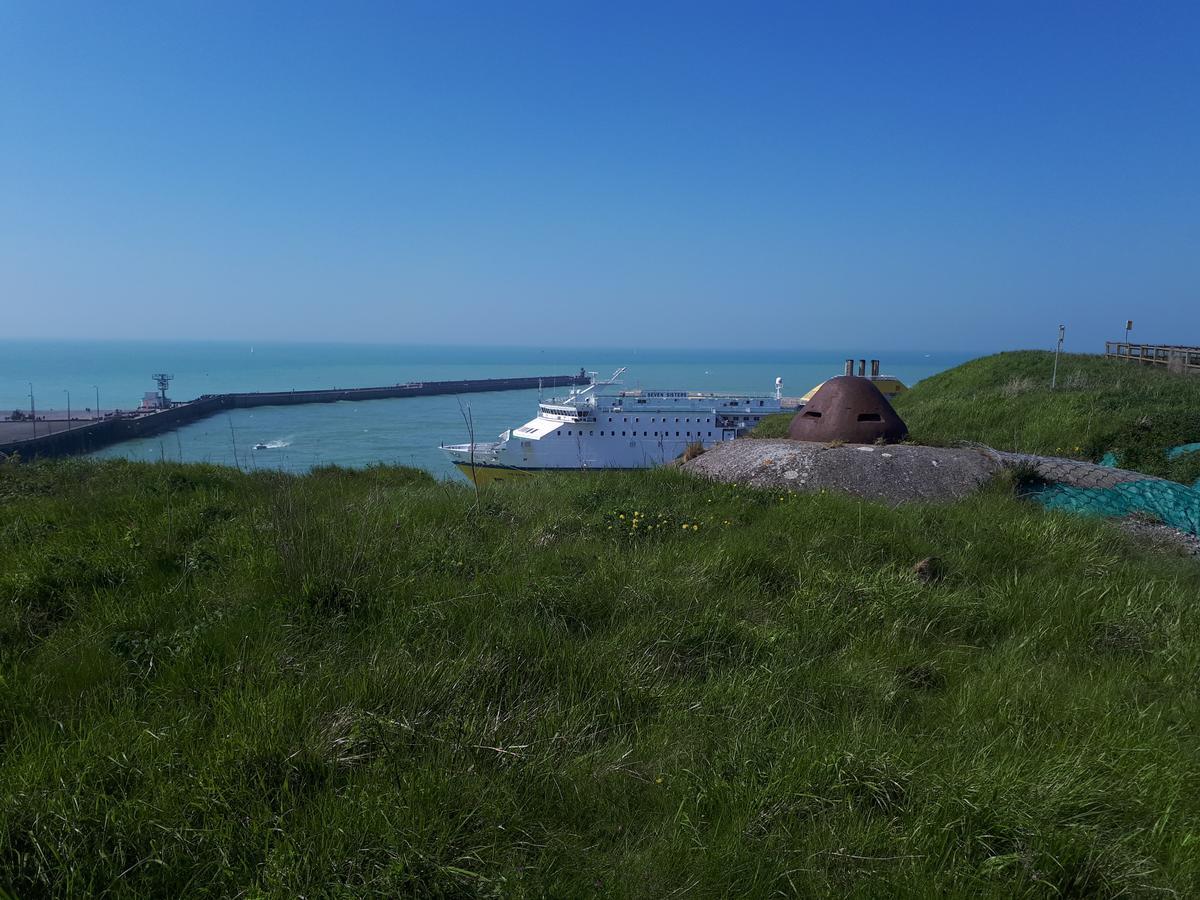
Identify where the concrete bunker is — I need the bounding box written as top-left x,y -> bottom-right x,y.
788,375 -> 908,444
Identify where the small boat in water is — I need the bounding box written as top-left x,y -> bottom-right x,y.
253,442 -> 269,450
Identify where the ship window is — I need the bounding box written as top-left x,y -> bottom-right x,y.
709,431 -> 712,436
621,431 -> 626,436
759,401 -> 764,406
675,431 -> 679,436
590,430 -> 594,435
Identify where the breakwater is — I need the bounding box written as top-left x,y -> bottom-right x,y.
1,373 -> 588,460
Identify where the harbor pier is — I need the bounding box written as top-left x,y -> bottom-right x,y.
1,373 -> 589,461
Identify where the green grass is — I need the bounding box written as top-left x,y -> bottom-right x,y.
754,351 -> 1200,483
3,457 -> 1200,896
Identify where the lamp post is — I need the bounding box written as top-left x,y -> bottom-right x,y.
94,385 -> 101,421
1051,324 -> 1066,389
28,383 -> 35,438
63,389 -> 71,431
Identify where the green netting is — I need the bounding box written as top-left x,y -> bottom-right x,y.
1094,443 -> 1199,485
1032,479 -> 1200,536
1166,442 -> 1200,460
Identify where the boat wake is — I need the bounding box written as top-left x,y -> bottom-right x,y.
254,438 -> 292,450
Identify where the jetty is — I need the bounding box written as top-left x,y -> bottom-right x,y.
0,373 -> 589,460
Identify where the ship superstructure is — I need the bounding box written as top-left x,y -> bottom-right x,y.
440,368 -> 782,484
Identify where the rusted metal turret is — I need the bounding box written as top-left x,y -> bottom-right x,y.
788,375 -> 908,444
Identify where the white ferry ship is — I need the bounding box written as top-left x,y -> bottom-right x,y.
440,368 -> 783,485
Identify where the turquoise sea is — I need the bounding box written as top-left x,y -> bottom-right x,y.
1,341 -> 969,480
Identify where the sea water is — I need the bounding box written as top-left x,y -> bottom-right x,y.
1,341 -> 968,480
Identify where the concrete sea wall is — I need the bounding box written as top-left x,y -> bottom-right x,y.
1,373 -> 588,461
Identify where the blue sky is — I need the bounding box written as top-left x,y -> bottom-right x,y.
2,1 -> 1197,351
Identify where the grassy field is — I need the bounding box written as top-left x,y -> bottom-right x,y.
3,454 -> 1200,897
755,351 -> 1200,483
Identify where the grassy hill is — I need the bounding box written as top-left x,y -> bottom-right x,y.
3,455 -> 1200,896
755,351 -> 1200,484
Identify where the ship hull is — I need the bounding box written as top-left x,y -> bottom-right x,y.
451,461 -> 648,486
452,462 -> 537,486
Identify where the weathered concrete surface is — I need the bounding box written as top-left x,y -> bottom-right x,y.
683,439 -> 1003,505
683,439 -> 1200,556
684,440 -> 1186,506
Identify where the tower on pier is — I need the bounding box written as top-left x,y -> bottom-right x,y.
151,373 -> 174,409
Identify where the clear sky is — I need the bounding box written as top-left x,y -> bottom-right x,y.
2,1 -> 1197,351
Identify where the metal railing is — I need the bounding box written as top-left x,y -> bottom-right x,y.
1105,342 -> 1200,373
